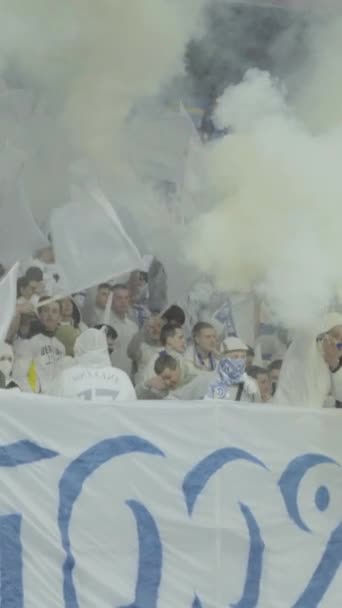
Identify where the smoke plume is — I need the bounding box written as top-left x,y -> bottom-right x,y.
186,6 -> 342,327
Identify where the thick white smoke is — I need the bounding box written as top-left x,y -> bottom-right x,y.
186,37 -> 342,329
0,0 -> 205,173
0,0 -> 207,297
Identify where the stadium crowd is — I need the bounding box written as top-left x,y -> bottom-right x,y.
1,243 -> 342,408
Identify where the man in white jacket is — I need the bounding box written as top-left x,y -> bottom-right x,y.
51,328 -> 136,402
274,312 -> 342,408
12,298 -> 66,393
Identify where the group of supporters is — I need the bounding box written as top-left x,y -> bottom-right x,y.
1,244 -> 342,407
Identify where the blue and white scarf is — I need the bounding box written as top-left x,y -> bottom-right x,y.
206,357 -> 245,399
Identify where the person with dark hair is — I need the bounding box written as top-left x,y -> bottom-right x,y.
268,359 -> 283,395
136,354 -> 181,399
248,366 -> 272,402
185,322 -> 218,373
55,297 -> 87,356
12,297 -> 66,393
160,322 -> 186,353
17,277 -> 32,302
136,351 -> 213,400
24,267 -> 44,298
140,322 -> 185,379
141,322 -> 195,392
93,324 -> 118,355
162,305 -> 186,327
109,284 -> 138,376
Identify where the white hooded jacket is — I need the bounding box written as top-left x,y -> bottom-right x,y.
51,329 -> 136,402
274,313 -> 342,408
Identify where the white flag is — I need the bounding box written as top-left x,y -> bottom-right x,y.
0,182 -> 48,266
0,263 -> 19,342
51,186 -> 144,294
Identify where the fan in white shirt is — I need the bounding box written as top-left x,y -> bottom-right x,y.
51,328 -> 136,402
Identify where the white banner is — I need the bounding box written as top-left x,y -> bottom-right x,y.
0,393 -> 340,607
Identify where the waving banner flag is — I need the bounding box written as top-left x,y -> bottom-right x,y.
213,299 -> 237,337
51,186 -> 144,294
0,262 -> 19,342
0,394 -> 340,607
0,181 -> 48,267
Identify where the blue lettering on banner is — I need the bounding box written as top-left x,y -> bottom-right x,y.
278,453 -> 339,532
121,500 -> 163,608
294,523 -> 342,608
183,447 -> 268,517
0,441 -> 59,607
0,437 -> 340,607
0,440 -> 58,467
278,453 -> 341,607
58,436 -> 165,608
0,514 -> 24,608
183,447 -> 268,608
231,503 -> 265,608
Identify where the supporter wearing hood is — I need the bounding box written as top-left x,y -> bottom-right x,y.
51,329 -> 136,401
12,297 -> 66,393
274,312 -> 342,408
0,343 -> 19,390
206,337 -> 259,402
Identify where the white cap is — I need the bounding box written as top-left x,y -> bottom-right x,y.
222,336 -> 248,352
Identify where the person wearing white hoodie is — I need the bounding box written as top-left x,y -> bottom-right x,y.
274,312 -> 342,408
12,298 -> 66,393
51,328 -> 136,401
